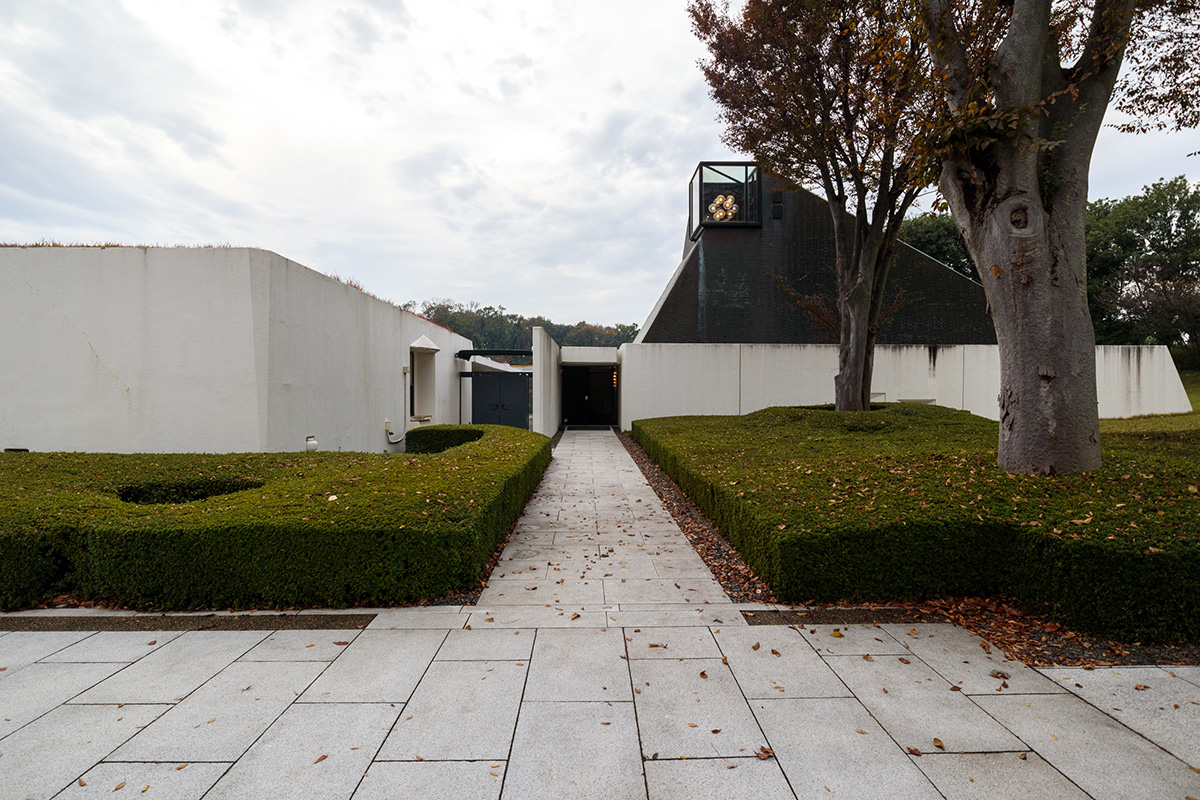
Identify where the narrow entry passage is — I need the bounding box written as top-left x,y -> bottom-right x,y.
561,365 -> 618,427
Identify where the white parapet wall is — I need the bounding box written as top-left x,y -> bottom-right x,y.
618,343 -> 1191,428
0,247 -> 471,453
532,326 -> 562,437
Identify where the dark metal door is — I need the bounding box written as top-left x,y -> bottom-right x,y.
471,372 -> 530,429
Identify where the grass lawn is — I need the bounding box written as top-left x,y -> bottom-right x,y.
632,377 -> 1200,642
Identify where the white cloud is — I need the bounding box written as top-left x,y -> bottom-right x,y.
0,0 -> 1193,327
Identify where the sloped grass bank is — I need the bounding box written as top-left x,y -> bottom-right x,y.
632,405 -> 1200,642
0,425 -> 550,610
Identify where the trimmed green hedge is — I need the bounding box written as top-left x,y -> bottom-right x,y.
0,425 -> 550,610
633,405 -> 1200,642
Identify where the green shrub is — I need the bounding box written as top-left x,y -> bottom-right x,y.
0,425 -> 550,610
405,426 -> 486,454
633,404 -> 1200,642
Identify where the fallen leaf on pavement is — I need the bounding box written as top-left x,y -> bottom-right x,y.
907,747 -> 922,756
314,754 -> 327,764
830,630 -> 844,638
752,642 -> 760,651
863,655 -> 874,661
933,738 -> 945,750
855,729 -> 867,735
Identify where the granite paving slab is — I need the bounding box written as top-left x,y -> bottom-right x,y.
436,628 -> 533,661
603,578 -> 729,605
465,608 -> 610,629
0,662 -> 126,737
798,623 -> 908,656
974,693 -> 1200,800
203,702 -> 398,800
376,660 -> 526,761
643,757 -> 797,800
625,626 -> 721,660
38,631 -> 183,663
503,701 -> 644,800
53,761 -> 229,799
0,630 -> 93,676
71,631 -> 270,704
355,762 -> 505,800
752,697 -> 943,799
298,629 -> 446,703
366,610 -> 468,630
0,703 -> 169,800
825,653 -> 1025,753
911,751 -> 1092,799
1171,664 -> 1200,688
238,629 -> 362,661
714,626 -> 851,699
883,623 -> 1064,695
477,579 -> 605,606
523,627 -> 632,702
1039,665 -> 1200,767
631,658 -> 768,759
108,660 -> 325,762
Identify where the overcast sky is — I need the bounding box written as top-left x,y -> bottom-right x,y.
1,1 -> 1196,327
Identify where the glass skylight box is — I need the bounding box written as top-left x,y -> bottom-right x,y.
689,162 -> 762,240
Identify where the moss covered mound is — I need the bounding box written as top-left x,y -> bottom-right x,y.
633,404 -> 1200,642
0,425 -> 550,610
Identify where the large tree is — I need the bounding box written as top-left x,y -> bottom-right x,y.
921,0 -> 1199,473
690,0 -> 940,411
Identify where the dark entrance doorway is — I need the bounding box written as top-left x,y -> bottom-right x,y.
471,372 -> 530,429
561,365 -> 618,426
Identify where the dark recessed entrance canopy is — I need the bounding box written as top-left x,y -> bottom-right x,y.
689,161 -> 762,240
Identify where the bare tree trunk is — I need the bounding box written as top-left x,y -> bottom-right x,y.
835,276 -> 873,411
944,173 -> 1101,473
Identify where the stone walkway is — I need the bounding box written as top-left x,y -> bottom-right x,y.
2,430 -> 1199,799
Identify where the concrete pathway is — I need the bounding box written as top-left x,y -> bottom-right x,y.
2,430 -> 1198,799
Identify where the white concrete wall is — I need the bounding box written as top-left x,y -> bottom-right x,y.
618,343 -> 1190,428
0,247 -> 471,453
561,346 -> 619,365
532,327 -> 561,437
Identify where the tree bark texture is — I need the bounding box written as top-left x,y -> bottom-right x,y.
925,0 -> 1138,473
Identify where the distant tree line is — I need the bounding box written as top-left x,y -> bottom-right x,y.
900,176 -> 1200,369
400,299 -> 639,362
